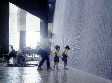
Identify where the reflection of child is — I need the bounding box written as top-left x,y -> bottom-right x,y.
62,45 -> 70,69
53,45 -> 60,70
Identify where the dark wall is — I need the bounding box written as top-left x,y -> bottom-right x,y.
0,1 -> 9,56
52,0 -> 112,80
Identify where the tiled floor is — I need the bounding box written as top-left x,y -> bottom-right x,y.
0,66 -> 111,83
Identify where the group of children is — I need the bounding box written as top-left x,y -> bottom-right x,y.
52,45 -> 70,70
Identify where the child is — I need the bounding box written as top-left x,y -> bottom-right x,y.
62,45 -> 70,69
53,45 -> 60,70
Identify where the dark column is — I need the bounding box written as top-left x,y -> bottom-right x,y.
17,8 -> 26,50
48,23 -> 53,47
0,1 -> 9,56
19,31 -> 26,50
40,20 -> 48,46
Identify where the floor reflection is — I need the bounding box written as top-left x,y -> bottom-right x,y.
0,67 -> 41,83
0,67 -> 111,83
0,67 -> 68,83
61,70 -> 68,83
53,71 -> 60,83
38,69 -> 68,83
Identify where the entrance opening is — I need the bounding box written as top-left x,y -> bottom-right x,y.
9,3 -> 40,50
26,13 -> 40,49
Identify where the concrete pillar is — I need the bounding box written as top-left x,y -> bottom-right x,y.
17,8 -> 26,50
19,31 -> 26,50
40,20 -> 49,47
48,23 -> 53,47
0,1 -> 9,56
48,23 -> 53,38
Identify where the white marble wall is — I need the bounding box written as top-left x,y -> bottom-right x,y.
52,0 -> 112,80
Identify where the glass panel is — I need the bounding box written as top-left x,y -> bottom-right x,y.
9,3 -> 40,50
26,31 -> 40,49
9,3 -> 19,50
26,13 -> 40,32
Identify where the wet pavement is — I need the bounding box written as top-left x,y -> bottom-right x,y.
0,66 -> 111,83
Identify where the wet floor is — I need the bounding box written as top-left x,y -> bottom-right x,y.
0,67 -> 111,83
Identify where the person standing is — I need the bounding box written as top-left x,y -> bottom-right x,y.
62,45 -> 70,70
52,45 -> 60,70
8,46 -> 16,65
